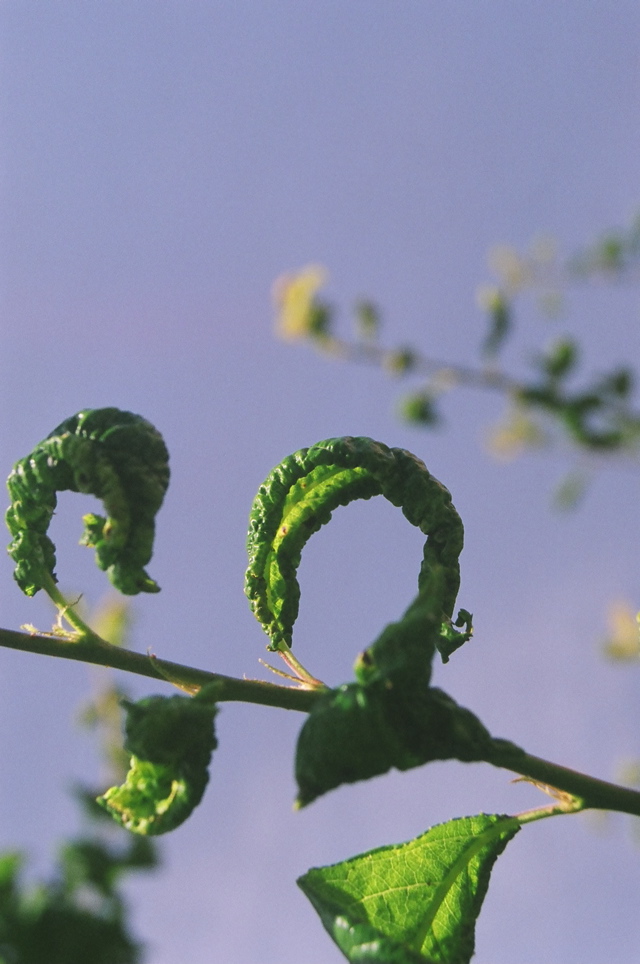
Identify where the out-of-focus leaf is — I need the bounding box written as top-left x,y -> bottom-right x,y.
552,469 -> 589,511
599,367 -> 634,399
540,338 -> 578,380
298,813 -> 519,964
355,300 -> 380,340
398,392 -> 440,427
91,597 -> 132,648
485,408 -> 547,461
602,601 -> 640,661
384,347 -> 418,375
477,286 -> 511,357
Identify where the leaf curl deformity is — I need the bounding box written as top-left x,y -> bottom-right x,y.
5,407 -> 170,596
244,436 -> 467,657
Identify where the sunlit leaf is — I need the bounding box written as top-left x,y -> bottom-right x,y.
299,813 -> 519,964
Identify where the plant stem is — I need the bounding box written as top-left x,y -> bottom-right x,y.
41,573 -> 100,640
488,739 -> 640,817
314,334 -> 519,394
0,626 -> 321,713
515,796 -> 585,826
2,622 -> 640,816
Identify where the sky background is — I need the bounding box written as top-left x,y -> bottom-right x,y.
1,3 -> 640,963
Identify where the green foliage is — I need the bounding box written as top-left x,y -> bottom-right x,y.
0,833 -> 155,964
398,391 -> 441,427
298,813 -> 519,964
244,435 -> 467,658
296,681 -> 496,808
354,300 -> 380,340
98,691 -> 218,835
275,215 -> 640,471
295,587 -> 489,807
3,408 -> 640,961
6,408 -> 170,596
480,287 -> 511,359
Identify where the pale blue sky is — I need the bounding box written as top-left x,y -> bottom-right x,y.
2,4 -> 640,962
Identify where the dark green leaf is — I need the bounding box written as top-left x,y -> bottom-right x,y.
399,392 -> 440,427
599,367 -> 634,399
298,813 -> 520,964
5,408 -> 170,596
245,437 -> 465,652
308,302 -> 333,338
295,679 -> 496,808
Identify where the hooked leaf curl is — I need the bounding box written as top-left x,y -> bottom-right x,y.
5,408 -> 170,596
245,437 -> 465,653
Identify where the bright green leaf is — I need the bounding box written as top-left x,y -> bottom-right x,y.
298,814 -> 520,964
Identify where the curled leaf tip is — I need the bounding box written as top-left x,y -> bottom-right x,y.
245,436 -> 466,654
5,407 -> 170,596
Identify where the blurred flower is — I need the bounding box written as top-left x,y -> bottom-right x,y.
603,601 -> 640,661
488,245 -> 532,293
485,408 -> 546,460
273,265 -> 329,340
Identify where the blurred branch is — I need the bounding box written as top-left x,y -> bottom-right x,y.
273,215 -> 640,478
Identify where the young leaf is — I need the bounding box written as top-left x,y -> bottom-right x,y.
298,813 -> 520,964
245,436 -> 465,653
6,408 -> 170,596
98,691 -> 218,836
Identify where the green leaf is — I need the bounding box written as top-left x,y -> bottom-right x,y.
355,300 -> 380,340
540,338 -> 578,380
245,437 -> 465,652
295,682 -> 496,808
480,288 -> 511,358
298,813 -> 520,964
398,392 -> 440,427
384,347 -> 418,376
98,691 -> 218,835
5,408 -> 170,596
295,582 -> 493,807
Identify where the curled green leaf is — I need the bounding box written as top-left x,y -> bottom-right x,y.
6,408 -> 170,596
98,691 -> 218,836
245,437 -> 465,653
